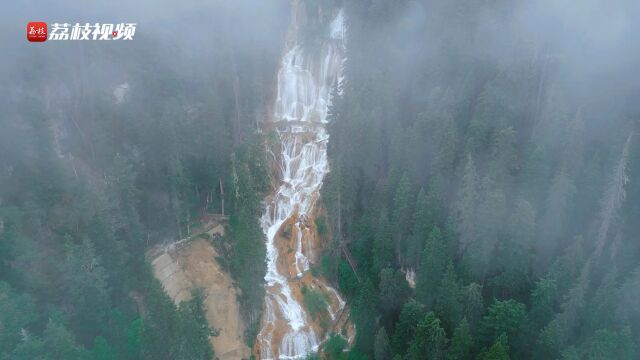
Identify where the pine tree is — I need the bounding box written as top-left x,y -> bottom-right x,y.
406,188 -> 432,268
595,134 -> 632,257
616,266 -> 640,325
585,267 -> 619,333
325,333 -> 348,360
480,333 -> 510,360
407,312 -> 448,360
457,154 -> 478,255
416,226 -> 447,307
587,328 -> 637,360
373,210 -> 394,275
479,299 -> 526,348
175,290 -> 214,360
468,177 -> 506,277
392,173 -> 414,254
448,318 -> 472,360
391,302 -> 425,356
435,262 -> 463,331
374,327 -> 392,360
490,126 -> 518,185
61,238 -> 111,342
0,282 -> 37,352
378,268 -> 409,319
353,280 -> 377,353
11,320 -> 90,360
507,198 -> 536,247
563,109 -> 585,176
431,111 -> 458,181
529,276 -> 558,332
463,283 -> 484,330
92,336 -> 117,360
229,143 -> 267,329
549,236 -> 587,295
0,213 -> 17,282
552,260 -> 591,346
539,166 -> 575,261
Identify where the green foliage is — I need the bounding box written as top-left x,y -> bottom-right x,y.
10,320 -> 90,360
352,280 -> 377,353
462,283 -> 484,330
407,312 -> 448,360
392,173 -> 414,250
479,300 -> 526,352
61,238 -> 111,342
301,285 -> 328,319
416,226 -> 447,307
529,276 -> 558,333
374,327 -> 392,360
140,279 -> 182,360
479,334 -> 510,360
378,268 -> 409,320
315,216 -> 329,236
229,138 -> 268,340
586,328 -> 637,360
406,188 -> 432,267
321,1 -> 640,359
0,211 -> 18,281
176,289 -> 215,360
448,318 -> 472,360
338,260 -> 359,298
140,281 -> 214,360
372,210 -> 394,275
457,155 -> 478,254
535,319 -> 562,359
325,333 -> 348,360
126,318 -> 143,359
435,262 -> 463,332
0,282 -> 37,353
3,1 -> 640,359
0,2 -> 284,358
391,302 -> 425,356
345,349 -> 370,360
481,300 -> 524,334
92,336 -> 117,360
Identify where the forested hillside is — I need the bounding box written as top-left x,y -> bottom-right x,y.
319,0 -> 640,359
2,0 -> 640,359
0,1 -> 287,359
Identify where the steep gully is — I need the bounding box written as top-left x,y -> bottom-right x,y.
255,4 -> 350,359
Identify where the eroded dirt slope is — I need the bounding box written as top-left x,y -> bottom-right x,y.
150,223 -> 250,360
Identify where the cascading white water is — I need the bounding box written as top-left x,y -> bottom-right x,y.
257,6 -> 346,360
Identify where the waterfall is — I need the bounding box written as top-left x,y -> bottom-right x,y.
256,5 -> 346,360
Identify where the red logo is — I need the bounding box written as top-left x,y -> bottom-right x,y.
27,22 -> 47,42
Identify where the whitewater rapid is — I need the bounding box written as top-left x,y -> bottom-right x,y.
256,6 -> 346,360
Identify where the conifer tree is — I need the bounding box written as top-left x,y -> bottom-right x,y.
448,318 -> 473,360
374,327 -> 392,360
416,226 -> 447,307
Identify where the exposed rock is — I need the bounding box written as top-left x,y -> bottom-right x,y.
149,229 -> 249,360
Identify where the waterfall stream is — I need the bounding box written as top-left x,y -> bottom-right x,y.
256,5 -> 346,360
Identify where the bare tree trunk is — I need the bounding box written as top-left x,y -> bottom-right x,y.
230,49 -> 242,147
337,186 -> 342,241
533,50 -> 549,127
595,134 -> 632,257
341,244 -> 360,283
219,177 -> 225,216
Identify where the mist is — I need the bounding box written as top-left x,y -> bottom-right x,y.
1,1 -> 639,359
